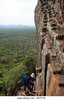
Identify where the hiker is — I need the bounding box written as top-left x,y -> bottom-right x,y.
29,73 -> 35,92
33,80 -> 36,92
23,72 -> 29,93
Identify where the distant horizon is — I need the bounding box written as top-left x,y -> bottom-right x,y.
0,24 -> 35,27
0,24 -> 35,29
0,0 -> 37,26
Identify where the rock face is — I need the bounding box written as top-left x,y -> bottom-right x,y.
35,0 -> 64,96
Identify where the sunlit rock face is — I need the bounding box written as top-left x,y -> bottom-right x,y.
35,0 -> 64,96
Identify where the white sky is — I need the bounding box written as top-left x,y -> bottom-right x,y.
0,0 -> 37,26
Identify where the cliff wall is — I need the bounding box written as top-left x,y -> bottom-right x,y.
35,0 -> 64,96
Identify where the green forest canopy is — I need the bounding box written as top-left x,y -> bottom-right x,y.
0,28 -> 37,95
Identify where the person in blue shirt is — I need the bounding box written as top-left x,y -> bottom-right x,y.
23,72 -> 29,93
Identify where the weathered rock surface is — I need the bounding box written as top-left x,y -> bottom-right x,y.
35,0 -> 64,96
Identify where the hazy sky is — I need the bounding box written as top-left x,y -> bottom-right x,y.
0,0 -> 37,26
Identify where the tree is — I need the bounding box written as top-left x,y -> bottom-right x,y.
24,56 -> 37,74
